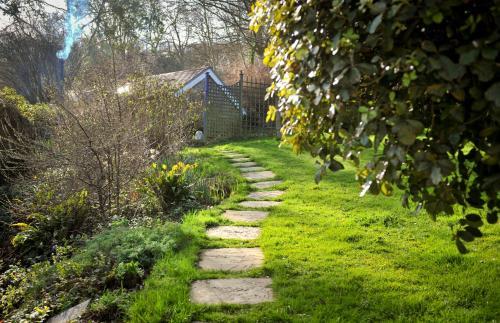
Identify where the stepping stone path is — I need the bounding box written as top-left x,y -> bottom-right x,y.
230,157 -> 252,163
247,190 -> 285,200
198,248 -> 264,271
206,225 -> 261,240
233,161 -> 258,167
243,171 -> 276,181
223,210 -> 269,222
251,180 -> 283,189
239,166 -> 266,172
191,150 -> 284,306
240,200 -> 282,208
224,153 -> 246,159
191,278 -> 273,305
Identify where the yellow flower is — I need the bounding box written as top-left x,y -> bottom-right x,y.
152,162 -> 157,169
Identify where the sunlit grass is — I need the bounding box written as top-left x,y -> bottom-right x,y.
128,138 -> 500,322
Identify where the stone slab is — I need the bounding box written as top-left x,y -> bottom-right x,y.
247,190 -> 285,200
224,153 -> 247,159
233,161 -> 258,167
223,210 -> 269,222
243,171 -> 276,181
239,166 -> 266,173
198,248 -> 264,271
250,181 -> 284,189
239,201 -> 282,208
47,299 -> 90,323
230,157 -> 252,163
206,226 -> 261,240
191,278 -> 273,304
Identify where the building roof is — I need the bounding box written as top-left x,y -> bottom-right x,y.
154,66 -> 209,86
116,66 -> 243,112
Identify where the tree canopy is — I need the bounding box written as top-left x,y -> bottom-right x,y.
251,0 -> 500,252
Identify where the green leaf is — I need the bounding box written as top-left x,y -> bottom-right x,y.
407,119 -> 424,132
315,164 -> 327,184
486,211 -> 498,224
295,47 -> 309,60
394,120 -> 423,145
482,48 -> 498,60
485,83 -> 500,107
368,14 -> 383,34
359,105 -> 369,113
459,48 -> 479,65
465,213 -> 483,228
349,67 -> 361,84
455,238 -> 468,254
432,12 -> 444,23
421,40 -> 437,52
370,2 -> 386,15
465,226 -> 483,237
328,159 -> 344,172
472,61 -> 495,82
465,213 -> 481,222
438,56 -> 465,81
397,125 -> 416,145
457,230 -> 475,242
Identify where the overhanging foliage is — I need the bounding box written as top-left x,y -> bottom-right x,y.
251,0 -> 500,252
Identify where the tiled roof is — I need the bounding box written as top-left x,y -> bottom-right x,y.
153,66 -> 209,86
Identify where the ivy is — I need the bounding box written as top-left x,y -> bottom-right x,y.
251,0 -> 500,252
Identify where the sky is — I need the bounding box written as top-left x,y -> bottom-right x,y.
44,0 -> 67,10
0,0 -> 67,27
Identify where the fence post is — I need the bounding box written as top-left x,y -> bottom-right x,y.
202,72 -> 210,141
275,108 -> 282,138
239,70 -> 244,136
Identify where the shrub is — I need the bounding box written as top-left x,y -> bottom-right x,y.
187,157 -> 238,206
20,55 -> 201,222
0,222 -> 188,321
0,87 -> 55,128
9,188 -> 93,263
193,174 -> 236,206
85,290 -> 131,322
143,161 -> 198,220
0,90 -> 36,185
0,248 -> 79,322
130,79 -> 202,156
77,222 -> 187,273
142,156 -> 239,221
111,261 -> 144,289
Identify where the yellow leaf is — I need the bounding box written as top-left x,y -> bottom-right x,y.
451,89 -> 465,101
266,106 -> 277,122
11,222 -> 34,231
381,182 -> 393,196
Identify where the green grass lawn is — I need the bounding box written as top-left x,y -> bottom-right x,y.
128,138 -> 500,322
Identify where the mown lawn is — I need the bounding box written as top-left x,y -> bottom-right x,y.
128,138 -> 500,322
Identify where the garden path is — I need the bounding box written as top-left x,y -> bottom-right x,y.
190,151 -> 284,305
